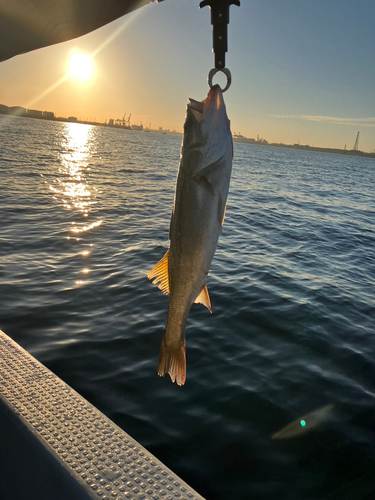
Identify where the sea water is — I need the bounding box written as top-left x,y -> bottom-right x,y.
1,115 -> 375,500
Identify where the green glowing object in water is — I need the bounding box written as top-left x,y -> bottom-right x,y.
271,404 -> 334,440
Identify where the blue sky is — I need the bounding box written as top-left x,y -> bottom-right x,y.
0,0 -> 374,150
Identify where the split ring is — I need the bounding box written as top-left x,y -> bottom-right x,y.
208,67 -> 232,92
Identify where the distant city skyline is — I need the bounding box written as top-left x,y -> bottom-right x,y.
3,102 -> 374,159
0,0 -> 374,151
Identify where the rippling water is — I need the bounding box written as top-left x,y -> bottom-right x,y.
1,115 -> 375,499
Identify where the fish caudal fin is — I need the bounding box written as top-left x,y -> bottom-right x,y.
158,336 -> 186,386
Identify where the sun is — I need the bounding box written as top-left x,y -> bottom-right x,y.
69,52 -> 93,80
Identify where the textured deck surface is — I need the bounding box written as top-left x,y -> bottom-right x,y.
0,330 -> 204,500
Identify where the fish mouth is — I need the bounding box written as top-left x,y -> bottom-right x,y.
187,85 -> 224,123
189,99 -> 204,114
187,98 -> 204,122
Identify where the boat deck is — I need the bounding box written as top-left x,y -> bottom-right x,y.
0,329 -> 204,500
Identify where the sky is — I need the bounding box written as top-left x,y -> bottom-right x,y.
0,0 -> 374,151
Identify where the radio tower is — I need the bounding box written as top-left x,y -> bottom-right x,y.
353,131 -> 359,151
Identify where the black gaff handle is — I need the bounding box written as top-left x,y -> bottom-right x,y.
200,0 -> 240,70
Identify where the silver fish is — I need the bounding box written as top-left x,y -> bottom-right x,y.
148,85 -> 233,385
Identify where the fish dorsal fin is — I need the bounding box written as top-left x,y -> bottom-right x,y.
194,285 -> 212,313
147,250 -> 170,295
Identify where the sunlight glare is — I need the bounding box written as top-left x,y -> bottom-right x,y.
69,53 -> 93,80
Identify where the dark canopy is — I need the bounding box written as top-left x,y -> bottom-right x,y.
0,0 -> 156,62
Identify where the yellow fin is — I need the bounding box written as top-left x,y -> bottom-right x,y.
147,250 -> 170,295
194,285 -> 212,313
158,336 -> 186,386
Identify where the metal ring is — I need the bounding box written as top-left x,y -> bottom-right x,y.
208,67 -> 232,92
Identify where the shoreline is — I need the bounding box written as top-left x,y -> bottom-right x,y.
1,107 -> 374,159
233,137 -> 375,159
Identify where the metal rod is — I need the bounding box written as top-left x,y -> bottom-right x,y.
200,0 -> 240,69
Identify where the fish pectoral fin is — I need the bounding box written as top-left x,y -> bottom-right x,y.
147,249 -> 170,295
218,194 -> 227,233
194,285 -> 212,313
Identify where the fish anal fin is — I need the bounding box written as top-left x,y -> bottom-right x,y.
147,249 -> 170,295
194,284 -> 212,313
158,336 -> 186,386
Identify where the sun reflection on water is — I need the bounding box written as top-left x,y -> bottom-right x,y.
48,122 -> 103,285
71,219 -> 102,233
50,122 -> 98,217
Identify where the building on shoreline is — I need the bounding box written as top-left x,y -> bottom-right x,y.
0,104 -> 54,120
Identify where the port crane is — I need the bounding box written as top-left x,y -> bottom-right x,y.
122,113 -> 131,127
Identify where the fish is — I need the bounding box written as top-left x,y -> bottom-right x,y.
148,85 -> 233,386
271,404 -> 335,439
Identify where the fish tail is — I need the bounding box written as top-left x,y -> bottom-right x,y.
158,335 -> 186,386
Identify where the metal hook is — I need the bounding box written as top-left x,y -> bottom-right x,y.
208,67 -> 232,92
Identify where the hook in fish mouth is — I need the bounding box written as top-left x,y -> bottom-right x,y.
208,68 -> 232,92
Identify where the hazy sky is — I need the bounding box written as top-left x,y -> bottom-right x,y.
1,0 -> 374,151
